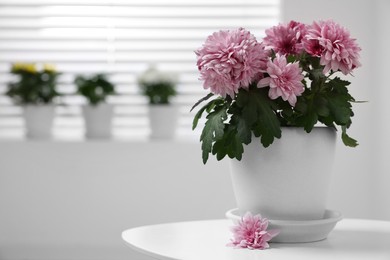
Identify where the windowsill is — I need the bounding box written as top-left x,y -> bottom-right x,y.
0,133 -> 200,143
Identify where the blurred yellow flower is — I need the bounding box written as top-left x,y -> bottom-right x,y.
12,63 -> 37,73
43,63 -> 56,73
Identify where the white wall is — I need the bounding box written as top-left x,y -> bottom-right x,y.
0,141 -> 235,260
282,0 -> 390,220
371,0 -> 390,222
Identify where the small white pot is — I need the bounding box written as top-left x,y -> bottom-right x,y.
23,105 -> 55,139
148,104 -> 178,139
230,127 -> 336,221
82,103 -> 113,139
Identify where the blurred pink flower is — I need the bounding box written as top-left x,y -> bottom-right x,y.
303,20 -> 361,75
195,28 -> 269,98
228,212 -> 279,250
263,21 -> 307,55
258,55 -> 304,106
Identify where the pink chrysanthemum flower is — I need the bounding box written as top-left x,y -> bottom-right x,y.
228,212 -> 279,250
195,28 -> 269,98
263,21 -> 307,55
258,55 -> 304,106
303,20 -> 361,75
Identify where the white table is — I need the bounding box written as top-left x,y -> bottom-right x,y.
122,219 -> 390,260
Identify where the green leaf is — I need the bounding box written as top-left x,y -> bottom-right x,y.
212,126 -> 244,161
200,105 -> 227,164
230,136 -> 244,160
286,54 -> 297,63
294,97 -> 318,133
327,97 -> 352,125
190,93 -> 214,112
192,98 -> 223,130
294,99 -> 307,114
303,110 -> 318,133
236,87 -> 281,147
236,115 -> 252,144
328,77 -> 351,91
341,125 -> 358,147
314,96 -> 330,117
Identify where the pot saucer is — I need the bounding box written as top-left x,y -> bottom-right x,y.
225,208 -> 342,243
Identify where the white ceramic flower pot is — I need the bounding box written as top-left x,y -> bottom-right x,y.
23,105 -> 55,139
148,104 -> 178,139
82,103 -> 113,139
230,127 -> 336,221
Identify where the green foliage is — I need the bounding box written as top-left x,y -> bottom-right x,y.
236,87 -> 281,147
140,82 -> 177,104
138,66 -> 177,105
341,125 -> 358,147
193,86 -> 282,164
286,75 -> 356,141
192,58 -> 359,164
74,74 -> 115,106
200,102 -> 227,163
6,63 -> 60,105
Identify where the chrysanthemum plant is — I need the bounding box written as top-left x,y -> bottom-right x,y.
6,63 -> 60,105
192,20 -> 362,164
74,74 -> 115,106
137,65 -> 177,105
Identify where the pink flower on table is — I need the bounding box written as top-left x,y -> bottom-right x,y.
263,21 -> 307,55
258,55 -> 304,106
228,212 -> 279,250
195,28 -> 269,98
303,20 -> 361,75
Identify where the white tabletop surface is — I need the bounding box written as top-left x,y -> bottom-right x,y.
122,219 -> 390,260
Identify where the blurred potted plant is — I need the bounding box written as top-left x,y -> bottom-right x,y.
6,63 -> 60,139
74,73 -> 115,139
138,65 -> 178,139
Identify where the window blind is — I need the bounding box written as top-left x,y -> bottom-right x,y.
0,0 -> 280,140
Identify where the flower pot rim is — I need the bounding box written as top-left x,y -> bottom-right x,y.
280,126 -> 337,132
